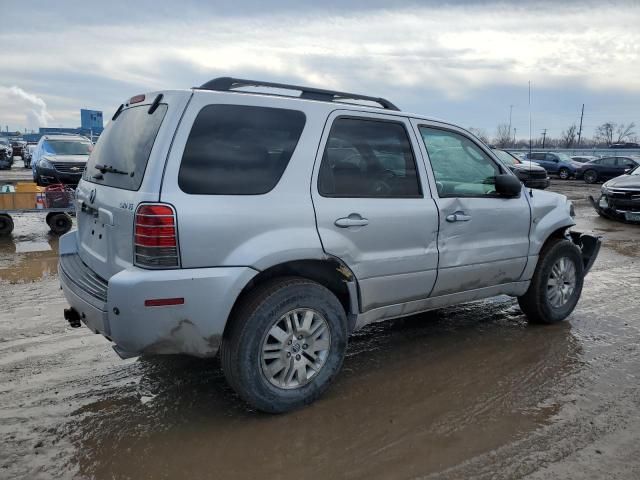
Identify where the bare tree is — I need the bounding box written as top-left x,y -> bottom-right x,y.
595,122 -> 615,146
468,127 -> 489,144
494,123 -> 511,148
561,123 -> 578,148
615,122 -> 636,143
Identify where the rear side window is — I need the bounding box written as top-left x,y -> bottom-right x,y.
84,104 -> 167,191
179,105 -> 306,195
318,118 -> 421,198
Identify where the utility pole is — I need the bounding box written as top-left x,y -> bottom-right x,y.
577,104 -> 584,147
541,129 -> 547,149
513,127 -> 517,147
508,104 -> 514,141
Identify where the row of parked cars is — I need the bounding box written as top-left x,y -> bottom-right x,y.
517,151 -> 639,184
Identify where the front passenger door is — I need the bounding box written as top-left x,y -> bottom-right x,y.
414,123 -> 531,296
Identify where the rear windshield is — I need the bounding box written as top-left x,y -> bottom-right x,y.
178,104 -> 306,195
44,140 -> 92,156
83,104 -> 167,191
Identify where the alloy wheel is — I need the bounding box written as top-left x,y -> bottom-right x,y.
546,257 -> 577,308
261,308 -> 331,389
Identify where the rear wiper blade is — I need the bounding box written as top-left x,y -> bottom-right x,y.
94,163 -> 128,175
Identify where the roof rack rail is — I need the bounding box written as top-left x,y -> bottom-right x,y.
197,77 -> 400,111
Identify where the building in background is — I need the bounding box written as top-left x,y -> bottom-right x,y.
80,109 -> 103,134
8,108 -> 104,143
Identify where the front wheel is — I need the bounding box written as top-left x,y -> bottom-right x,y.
584,170 -> 598,184
558,167 -> 570,180
221,277 -> 348,413
518,238 -> 584,324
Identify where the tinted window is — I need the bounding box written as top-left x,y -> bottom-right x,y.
318,118 -> 421,198
601,157 -> 617,166
420,127 -> 502,197
179,105 -> 305,195
532,153 -> 546,160
84,104 -> 167,191
616,157 -> 636,167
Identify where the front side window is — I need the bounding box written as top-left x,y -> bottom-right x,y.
179,105 -> 305,195
419,127 -> 502,197
318,118 -> 421,198
601,157 -> 617,166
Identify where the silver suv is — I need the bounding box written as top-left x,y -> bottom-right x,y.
59,77 -> 600,413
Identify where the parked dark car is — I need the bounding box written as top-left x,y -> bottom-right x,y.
0,140 -> 12,170
576,156 -> 639,184
590,165 -> 640,223
0,140 -> 12,169
492,148 -> 550,189
609,142 -> 640,149
10,140 -> 26,159
521,152 -> 579,179
571,155 -> 599,163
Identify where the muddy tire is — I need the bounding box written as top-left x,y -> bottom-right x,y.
47,213 -> 72,235
558,167 -> 570,180
584,170 -> 598,184
518,238 -> 584,324
221,277 -> 348,413
0,214 -> 14,236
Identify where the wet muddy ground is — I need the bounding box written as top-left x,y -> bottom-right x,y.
0,176 -> 638,479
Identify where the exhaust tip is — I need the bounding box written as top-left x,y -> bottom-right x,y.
64,308 -> 82,328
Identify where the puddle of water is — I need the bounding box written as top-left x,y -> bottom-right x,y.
0,232 -> 60,283
15,241 -> 52,254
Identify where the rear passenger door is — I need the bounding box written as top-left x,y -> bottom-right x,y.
312,111 -> 439,312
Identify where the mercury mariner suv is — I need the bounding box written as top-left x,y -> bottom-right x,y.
59,77 -> 600,413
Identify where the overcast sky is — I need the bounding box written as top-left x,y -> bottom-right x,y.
1,0 -> 639,140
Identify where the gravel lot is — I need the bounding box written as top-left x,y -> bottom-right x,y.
0,172 -> 638,479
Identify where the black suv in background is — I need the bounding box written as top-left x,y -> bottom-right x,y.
576,156 -> 640,183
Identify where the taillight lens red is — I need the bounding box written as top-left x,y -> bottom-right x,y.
134,204 -> 180,268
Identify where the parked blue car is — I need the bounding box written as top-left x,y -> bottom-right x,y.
576,156 -> 640,184
521,152 -> 579,180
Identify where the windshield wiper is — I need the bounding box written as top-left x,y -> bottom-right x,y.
94,163 -> 128,175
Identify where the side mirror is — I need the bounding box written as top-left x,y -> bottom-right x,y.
495,174 -> 522,197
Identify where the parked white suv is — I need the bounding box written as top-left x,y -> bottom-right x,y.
59,78 -> 600,413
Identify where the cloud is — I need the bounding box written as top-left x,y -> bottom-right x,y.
0,86 -> 54,130
0,0 -> 639,136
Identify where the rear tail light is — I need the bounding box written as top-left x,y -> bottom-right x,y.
134,203 -> 180,268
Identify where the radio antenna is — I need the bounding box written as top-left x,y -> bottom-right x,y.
528,81 -> 533,197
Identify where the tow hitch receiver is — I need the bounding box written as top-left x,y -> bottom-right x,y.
569,231 -> 602,275
64,308 -> 82,328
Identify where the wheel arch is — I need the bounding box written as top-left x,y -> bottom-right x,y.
224,257 -> 360,338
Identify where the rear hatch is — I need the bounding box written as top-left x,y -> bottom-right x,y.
75,91 -> 192,280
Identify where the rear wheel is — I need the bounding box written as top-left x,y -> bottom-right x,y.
584,169 -> 598,184
0,214 -> 14,236
518,238 -> 584,324
47,213 -> 72,235
221,277 -> 348,413
558,167 -> 570,180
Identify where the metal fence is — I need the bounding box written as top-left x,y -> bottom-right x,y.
505,148 -> 640,157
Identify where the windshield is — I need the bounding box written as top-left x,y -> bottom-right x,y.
44,140 -> 92,156
83,104 -> 167,191
492,149 -> 518,166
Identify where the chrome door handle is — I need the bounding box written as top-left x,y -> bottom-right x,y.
446,212 -> 471,222
335,214 -> 369,228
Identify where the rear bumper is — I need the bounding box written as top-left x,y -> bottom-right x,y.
58,231 -> 258,358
